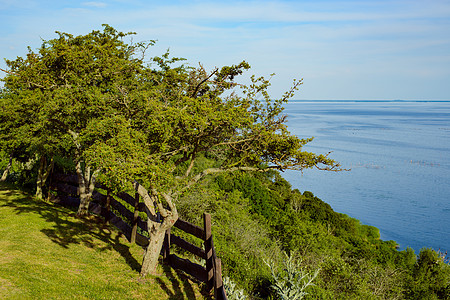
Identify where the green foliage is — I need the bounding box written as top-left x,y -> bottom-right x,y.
1,23 -> 342,213
3,156 -> 39,191
406,248 -> 450,299
52,155 -> 76,174
215,173 -> 276,219
0,151 -> 8,170
187,169 -> 450,299
1,24 -> 343,217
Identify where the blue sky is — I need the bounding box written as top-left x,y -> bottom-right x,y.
1,0 -> 449,100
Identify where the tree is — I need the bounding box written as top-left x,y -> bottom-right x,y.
0,89 -> 55,192
407,248 -> 450,299
85,54 -> 342,275
0,25 -> 152,210
2,25 -> 342,276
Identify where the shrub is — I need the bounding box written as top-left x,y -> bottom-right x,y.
264,252 -> 319,300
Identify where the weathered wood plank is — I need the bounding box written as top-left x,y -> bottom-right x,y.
53,173 -> 78,184
174,218 -> 204,240
171,234 -> 206,258
110,197 -> 134,223
137,216 -> 147,232
138,202 -> 146,212
135,232 -> 149,247
214,257 -> 227,300
130,192 -> 140,244
116,191 -> 135,207
53,182 -> 78,195
168,254 -> 207,283
92,191 -> 107,205
51,194 -> 80,207
95,182 -> 108,190
109,214 -> 132,241
105,190 -> 112,224
163,228 -> 171,261
217,286 -> 228,300
105,210 -> 149,247
204,213 -> 214,290
89,202 -> 103,215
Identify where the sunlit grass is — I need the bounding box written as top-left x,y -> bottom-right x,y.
0,182 -> 206,299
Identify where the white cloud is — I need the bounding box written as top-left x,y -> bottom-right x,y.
0,0 -> 38,11
82,2 -> 107,8
1,0 -> 449,99
108,0 -> 450,25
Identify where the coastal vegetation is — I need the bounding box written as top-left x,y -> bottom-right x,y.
176,163 -> 450,299
2,160 -> 449,299
1,25 -> 449,299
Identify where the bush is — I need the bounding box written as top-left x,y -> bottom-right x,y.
264,252 -> 319,300
406,248 -> 450,299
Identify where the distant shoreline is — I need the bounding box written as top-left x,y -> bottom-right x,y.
290,99 -> 450,102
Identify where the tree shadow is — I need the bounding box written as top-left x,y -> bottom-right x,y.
0,183 -> 141,273
155,263 -> 212,300
1,183 -> 209,298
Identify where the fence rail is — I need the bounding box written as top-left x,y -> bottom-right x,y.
49,173 -> 227,300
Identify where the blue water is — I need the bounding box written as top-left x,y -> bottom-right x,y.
282,100 -> 450,254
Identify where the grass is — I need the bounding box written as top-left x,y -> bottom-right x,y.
0,182 -> 208,299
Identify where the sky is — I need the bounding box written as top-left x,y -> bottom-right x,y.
1,0 -> 450,100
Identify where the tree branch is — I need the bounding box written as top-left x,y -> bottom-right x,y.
184,154 -> 196,178
68,129 -> 81,151
133,181 -> 178,226
133,181 -> 157,218
161,146 -> 189,158
0,67 -> 16,75
191,68 -> 218,98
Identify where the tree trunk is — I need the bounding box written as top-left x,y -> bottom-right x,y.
76,161 -> 100,217
35,156 -> 53,200
67,129 -> 98,217
140,224 -> 167,276
140,216 -> 178,276
134,181 -> 178,276
0,155 -> 12,182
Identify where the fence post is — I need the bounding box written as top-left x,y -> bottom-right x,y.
105,189 -> 112,224
204,213 -> 214,290
214,257 -> 225,300
163,228 -> 171,263
130,192 -> 140,244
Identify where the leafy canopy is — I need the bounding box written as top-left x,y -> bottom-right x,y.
1,24 -> 342,200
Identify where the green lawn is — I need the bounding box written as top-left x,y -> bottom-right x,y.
0,182 -> 207,299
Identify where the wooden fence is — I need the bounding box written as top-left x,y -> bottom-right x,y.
49,173 -> 227,300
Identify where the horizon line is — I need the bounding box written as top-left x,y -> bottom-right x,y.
290,99 -> 450,102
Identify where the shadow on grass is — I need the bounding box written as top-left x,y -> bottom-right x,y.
0,182 -> 203,300
0,182 -> 140,272
155,263 -> 212,300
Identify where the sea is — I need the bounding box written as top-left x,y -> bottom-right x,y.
282,100 -> 450,255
